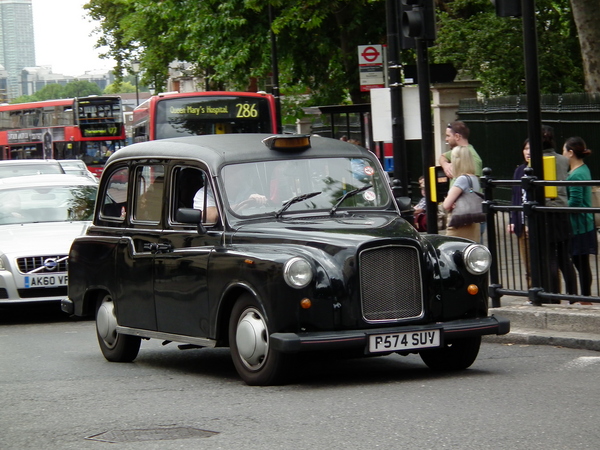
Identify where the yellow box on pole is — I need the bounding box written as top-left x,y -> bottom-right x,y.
428,166 -> 449,203
543,155 -> 557,198
429,166 -> 437,202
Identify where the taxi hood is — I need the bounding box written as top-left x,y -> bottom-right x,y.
232,213 -> 420,247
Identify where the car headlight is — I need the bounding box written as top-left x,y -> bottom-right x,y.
463,244 -> 492,275
283,257 -> 313,288
0,257 -> 5,271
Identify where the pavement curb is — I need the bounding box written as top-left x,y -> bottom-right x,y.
486,297 -> 600,351
484,328 -> 600,352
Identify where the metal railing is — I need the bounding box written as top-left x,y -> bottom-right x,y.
482,167 -> 600,307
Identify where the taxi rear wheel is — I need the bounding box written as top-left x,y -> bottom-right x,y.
229,294 -> 289,386
419,336 -> 481,371
96,294 -> 141,362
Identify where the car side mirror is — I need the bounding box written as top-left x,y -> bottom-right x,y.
176,208 -> 206,234
395,196 -> 412,213
395,196 -> 415,224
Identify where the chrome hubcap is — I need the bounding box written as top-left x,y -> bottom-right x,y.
235,307 -> 268,370
96,297 -> 118,348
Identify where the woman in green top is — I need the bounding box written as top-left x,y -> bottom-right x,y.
563,136 -> 597,298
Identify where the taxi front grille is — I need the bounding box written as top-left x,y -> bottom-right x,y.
359,245 -> 423,322
17,256 -> 68,274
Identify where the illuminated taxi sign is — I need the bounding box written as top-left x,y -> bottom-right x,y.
262,135 -> 311,151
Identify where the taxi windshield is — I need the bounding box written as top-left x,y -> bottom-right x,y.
0,185 -> 97,225
222,157 -> 390,217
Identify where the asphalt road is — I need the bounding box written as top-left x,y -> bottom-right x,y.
1,304 -> 599,450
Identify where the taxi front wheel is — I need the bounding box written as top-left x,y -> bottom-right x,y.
229,294 -> 290,386
96,294 -> 141,362
419,336 -> 481,371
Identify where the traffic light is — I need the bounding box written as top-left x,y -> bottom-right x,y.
492,0 -> 522,17
400,0 -> 436,42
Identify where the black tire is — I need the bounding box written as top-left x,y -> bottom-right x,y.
419,336 -> 481,371
229,293 -> 290,386
96,294 -> 141,362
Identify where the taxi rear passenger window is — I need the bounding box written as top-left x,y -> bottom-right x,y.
101,167 -> 128,220
134,165 -> 165,222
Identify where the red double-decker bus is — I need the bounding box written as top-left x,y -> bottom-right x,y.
0,96 -> 126,175
132,91 -> 278,142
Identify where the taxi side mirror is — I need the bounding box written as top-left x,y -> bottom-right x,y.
395,196 -> 415,224
176,208 -> 206,234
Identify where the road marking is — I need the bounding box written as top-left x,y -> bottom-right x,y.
564,356 -> 600,369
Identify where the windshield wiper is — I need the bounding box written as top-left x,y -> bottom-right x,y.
275,191 -> 321,218
329,185 -> 373,216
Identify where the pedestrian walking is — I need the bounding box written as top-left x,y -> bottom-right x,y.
508,139 -> 531,288
442,146 -> 481,242
563,136 -> 596,302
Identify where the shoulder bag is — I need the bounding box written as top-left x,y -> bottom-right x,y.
448,175 -> 485,228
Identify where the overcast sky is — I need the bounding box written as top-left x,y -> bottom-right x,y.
32,0 -> 116,76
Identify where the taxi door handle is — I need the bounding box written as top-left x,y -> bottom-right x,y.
143,242 -> 173,253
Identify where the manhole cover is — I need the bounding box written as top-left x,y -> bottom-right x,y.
86,427 -> 219,443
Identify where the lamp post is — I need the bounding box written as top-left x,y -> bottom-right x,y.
131,60 -> 140,106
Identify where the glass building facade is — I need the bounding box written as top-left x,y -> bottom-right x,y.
0,0 -> 35,100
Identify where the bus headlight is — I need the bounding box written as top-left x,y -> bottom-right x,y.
283,257 -> 313,288
463,244 -> 492,275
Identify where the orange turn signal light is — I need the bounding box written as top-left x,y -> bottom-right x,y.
467,284 -> 479,295
300,298 -> 312,309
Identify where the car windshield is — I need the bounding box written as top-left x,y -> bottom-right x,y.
0,185 -> 97,225
0,163 -> 63,178
222,157 -> 390,217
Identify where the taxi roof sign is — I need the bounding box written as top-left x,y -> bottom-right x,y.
262,135 -> 311,151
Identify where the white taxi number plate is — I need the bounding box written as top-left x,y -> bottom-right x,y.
23,274 -> 68,288
368,329 -> 441,353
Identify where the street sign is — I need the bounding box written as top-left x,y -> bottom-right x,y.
358,45 -> 385,92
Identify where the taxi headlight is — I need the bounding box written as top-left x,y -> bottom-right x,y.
463,244 -> 492,275
283,257 -> 313,288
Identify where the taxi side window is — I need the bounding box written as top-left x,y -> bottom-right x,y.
173,166 -> 217,225
100,167 -> 129,220
134,165 -> 165,222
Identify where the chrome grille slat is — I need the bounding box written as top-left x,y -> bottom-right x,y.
360,245 -> 423,322
17,256 -> 68,274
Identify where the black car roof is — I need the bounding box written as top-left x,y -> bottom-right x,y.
107,134 -> 369,169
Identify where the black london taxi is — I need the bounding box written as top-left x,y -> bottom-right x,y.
63,133 -> 509,385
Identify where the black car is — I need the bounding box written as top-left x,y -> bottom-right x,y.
63,134 -> 509,385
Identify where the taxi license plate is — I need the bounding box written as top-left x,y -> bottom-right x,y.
368,329 -> 441,353
24,274 -> 68,288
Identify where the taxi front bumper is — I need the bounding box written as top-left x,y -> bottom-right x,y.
270,315 -> 510,354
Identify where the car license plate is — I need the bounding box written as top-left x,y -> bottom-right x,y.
368,329 -> 441,353
23,274 -> 68,288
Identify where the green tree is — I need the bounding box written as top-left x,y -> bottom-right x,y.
32,83 -> 66,100
85,0 -> 385,105
432,0 -> 583,96
84,0 -> 596,105
62,80 -> 103,98
104,81 -> 136,94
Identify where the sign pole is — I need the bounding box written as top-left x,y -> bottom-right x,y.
386,0 -> 409,197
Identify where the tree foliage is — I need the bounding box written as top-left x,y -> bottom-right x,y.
11,80 -> 102,104
85,0 -> 385,105
432,0 -> 584,96
83,0 -> 594,107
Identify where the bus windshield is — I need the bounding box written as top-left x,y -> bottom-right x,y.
155,95 -> 273,139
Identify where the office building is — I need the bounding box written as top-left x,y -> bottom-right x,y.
0,0 -> 35,100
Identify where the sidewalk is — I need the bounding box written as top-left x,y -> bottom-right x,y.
484,296 -> 600,351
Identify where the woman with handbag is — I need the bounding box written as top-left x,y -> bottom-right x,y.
442,145 -> 484,241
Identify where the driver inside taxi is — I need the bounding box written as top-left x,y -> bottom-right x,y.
193,165 -> 267,222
